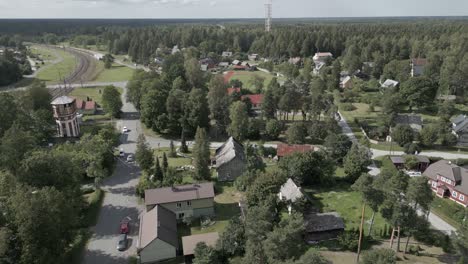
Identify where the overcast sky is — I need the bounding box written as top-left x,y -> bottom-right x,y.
0,0 -> 468,19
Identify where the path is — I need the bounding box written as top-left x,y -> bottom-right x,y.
24,45 -> 64,78
337,112 -> 457,234
82,87 -> 143,264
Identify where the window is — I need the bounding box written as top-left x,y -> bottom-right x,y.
176,202 -> 182,208
186,201 -> 192,207
452,191 -> 458,198
431,182 -> 437,188
460,194 -> 465,201
178,213 -> 185,219
441,177 -> 446,183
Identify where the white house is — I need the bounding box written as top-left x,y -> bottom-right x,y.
278,178 -> 304,214
313,52 -> 333,62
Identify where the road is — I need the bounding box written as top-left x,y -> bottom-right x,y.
82,87 -> 143,264
337,112 -> 457,234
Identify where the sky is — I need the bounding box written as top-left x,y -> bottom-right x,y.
0,0 -> 468,19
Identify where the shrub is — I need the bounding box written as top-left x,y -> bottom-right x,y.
337,230 -> 359,251
265,119 -> 283,140
340,103 -> 356,111
404,143 -> 421,155
361,248 -> 396,264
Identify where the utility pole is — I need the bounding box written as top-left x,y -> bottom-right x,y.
265,0 -> 272,32
356,203 -> 366,263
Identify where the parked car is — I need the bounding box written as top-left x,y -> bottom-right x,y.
122,126 -> 128,133
119,148 -> 125,157
120,221 -> 129,234
117,234 -> 127,251
126,154 -> 134,162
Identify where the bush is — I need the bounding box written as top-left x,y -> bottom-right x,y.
340,103 -> 356,111
404,143 -> 421,154
361,248 -> 396,264
440,133 -> 458,146
286,122 -> 307,144
337,230 -> 359,251
308,122 -> 328,142
265,119 -> 283,140
247,118 -> 265,140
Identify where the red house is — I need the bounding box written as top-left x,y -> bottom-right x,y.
424,160 -> 468,207
227,87 -> 241,95
241,94 -> 264,110
277,144 -> 316,159
74,98 -> 97,115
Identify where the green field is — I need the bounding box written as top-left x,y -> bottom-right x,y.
93,63 -> 135,82
229,71 -> 277,91
29,45 -> 59,62
36,48 -> 77,84
69,86 -> 123,106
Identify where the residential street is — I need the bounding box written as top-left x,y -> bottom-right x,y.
337,112 -> 457,234
82,86 -> 143,264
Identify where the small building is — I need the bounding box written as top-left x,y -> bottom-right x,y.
248,54 -> 259,61
278,178 -> 304,214
182,232 -> 219,262
172,45 -> 180,54
218,62 -> 230,68
304,210 -> 345,242
232,60 -> 241,66
227,87 -> 241,95
276,144 -> 316,159
242,94 -> 264,110
424,160 -> 468,207
452,115 -> 468,145
137,205 -> 179,263
93,53 -> 104,60
74,98 -> 97,115
390,155 -> 430,172
381,79 -> 399,89
51,96 -> 80,138
222,51 -> 233,58
288,57 -> 302,65
313,61 -> 326,75
411,58 -> 427,77
144,183 -> 215,220
340,76 -> 353,89
241,61 -> 251,68
313,52 -> 333,62
215,137 -> 246,181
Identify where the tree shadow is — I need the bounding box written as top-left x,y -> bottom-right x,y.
103,160 -> 141,188
91,204 -> 140,238
214,202 -> 240,221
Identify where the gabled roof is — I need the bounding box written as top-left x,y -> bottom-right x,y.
390,155 -> 429,164
304,211 -> 345,233
51,96 -> 75,105
144,182 -> 215,206
279,178 -> 303,202
381,79 -> 399,88
424,160 -> 468,194
340,76 -> 352,84
182,232 -> 219,256
395,114 -> 422,129
452,115 -> 468,132
232,60 -> 241,65
138,205 -> 178,251
215,137 -> 245,168
411,58 -> 428,66
277,143 -> 314,157
242,94 -> 263,105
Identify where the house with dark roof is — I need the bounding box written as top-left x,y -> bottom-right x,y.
214,137 -> 246,181
304,210 -> 345,242
276,144 -> 316,159
137,205 -> 179,263
424,160 -> 468,207
144,183 -> 215,220
411,58 -> 427,77
241,94 -> 264,111
182,232 -> 219,261
390,155 -> 430,172
452,115 -> 468,145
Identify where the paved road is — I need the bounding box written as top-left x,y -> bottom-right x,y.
82,87 -> 143,264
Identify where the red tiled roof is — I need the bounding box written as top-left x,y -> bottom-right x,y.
277,143 -> 314,157
75,98 -> 85,109
233,65 -> 247,69
411,58 -> 427,66
84,101 -> 96,110
242,94 -> 264,105
227,87 -> 241,95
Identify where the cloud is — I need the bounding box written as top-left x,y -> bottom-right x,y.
74,0 -> 202,5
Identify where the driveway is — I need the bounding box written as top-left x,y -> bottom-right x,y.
82,86 -> 143,264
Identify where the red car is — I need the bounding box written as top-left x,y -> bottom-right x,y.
120,221 -> 129,234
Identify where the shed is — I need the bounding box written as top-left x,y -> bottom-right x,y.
304,211 -> 345,242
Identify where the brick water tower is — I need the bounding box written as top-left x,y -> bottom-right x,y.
51,96 -> 80,137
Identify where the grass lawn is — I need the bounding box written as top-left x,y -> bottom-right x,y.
36,48 -> 77,84
229,71 -> 276,91
430,195 -> 465,230
29,45 -> 59,62
303,183 -> 387,237
93,63 -> 135,82
190,182 -> 242,235
153,147 -> 193,168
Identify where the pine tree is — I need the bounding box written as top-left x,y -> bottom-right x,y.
154,157 -> 163,182
180,130 -> 189,153
162,152 -> 169,172
169,140 -> 177,158
192,127 -> 211,181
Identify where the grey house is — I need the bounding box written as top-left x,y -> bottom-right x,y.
452,115 -> 468,145
215,137 -> 246,181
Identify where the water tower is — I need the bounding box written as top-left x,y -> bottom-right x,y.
51,96 -> 80,138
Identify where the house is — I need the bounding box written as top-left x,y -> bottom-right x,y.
144,183 -> 215,220
182,232 -> 219,261
278,178 -> 304,214
390,155 -> 430,172
313,61 -> 326,75
227,87 -> 241,95
222,51 -> 233,58
200,64 -> 209,72
340,76 -> 353,89
381,79 -> 399,89
74,98 -> 97,115
304,210 -> 345,242
232,60 -> 241,66
199,58 -> 216,72
411,58 -> 427,77
218,62 -> 230,68
394,114 -> 423,132
214,137 -> 246,181
276,143 -> 316,159
452,115 -> 468,145
172,45 -> 180,54
288,57 -> 302,65
313,52 -> 333,62
241,61 -> 251,68
424,160 -> 468,207
242,94 -> 263,110
137,205 -> 179,263
248,54 -> 259,61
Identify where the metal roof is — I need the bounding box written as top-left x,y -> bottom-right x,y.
138,205 -> 178,251
51,96 -> 75,105
182,232 -> 219,256
144,182 -> 215,206
215,137 -> 245,168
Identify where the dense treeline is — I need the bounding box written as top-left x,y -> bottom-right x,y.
0,37 -> 30,86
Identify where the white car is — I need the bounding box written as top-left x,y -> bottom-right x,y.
126,154 -> 134,163
122,126 -> 128,133
119,149 -> 125,157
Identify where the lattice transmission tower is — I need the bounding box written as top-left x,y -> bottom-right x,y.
265,0 -> 272,32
